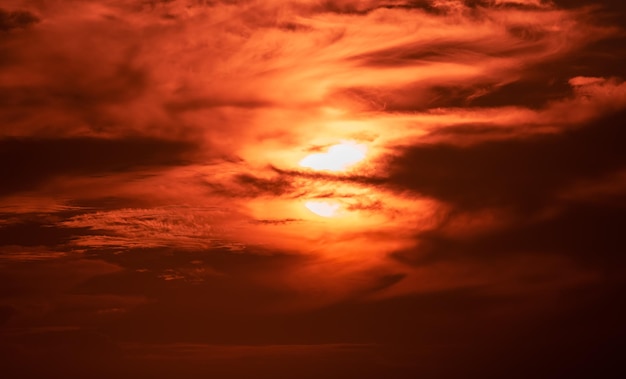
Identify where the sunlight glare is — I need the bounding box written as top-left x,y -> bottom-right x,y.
299,141 -> 367,172
305,201 -> 341,218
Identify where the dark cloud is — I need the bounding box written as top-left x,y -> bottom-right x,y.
341,26 -> 626,112
234,173 -> 295,196
1,60 -> 147,107
164,97 -> 273,113
67,196 -> 155,210
206,172 -> 296,198
469,37 -> 626,109
0,9 -> 39,32
310,0 -> 551,16
554,0 -> 626,12
0,137 -> 196,195
467,79 -> 572,109
332,79 -> 566,112
76,246 -> 305,290
252,218 -> 301,224
0,221 -> 91,247
385,108 -> 626,210
0,25 -> 153,137
350,38 -> 538,69
393,202 -> 626,270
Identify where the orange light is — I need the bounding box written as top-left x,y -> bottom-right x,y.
299,141 -> 367,172
304,201 -> 341,217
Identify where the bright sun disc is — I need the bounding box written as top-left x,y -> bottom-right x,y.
305,201 -> 340,217
299,141 -> 367,172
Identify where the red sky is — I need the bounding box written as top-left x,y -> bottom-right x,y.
1,1 -> 625,378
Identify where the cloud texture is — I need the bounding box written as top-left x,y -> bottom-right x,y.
1,0 -> 626,378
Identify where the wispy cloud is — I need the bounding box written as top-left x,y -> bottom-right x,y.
60,207 -> 244,250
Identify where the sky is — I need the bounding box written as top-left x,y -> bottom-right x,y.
1,0 -> 625,377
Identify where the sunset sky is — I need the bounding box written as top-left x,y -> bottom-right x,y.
1,1 -> 625,377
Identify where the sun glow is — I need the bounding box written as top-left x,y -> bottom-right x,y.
305,201 -> 341,218
299,141 -> 367,172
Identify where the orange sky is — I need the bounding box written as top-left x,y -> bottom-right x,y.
1,1 -> 626,378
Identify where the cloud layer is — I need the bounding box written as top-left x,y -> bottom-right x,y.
1,0 -> 626,378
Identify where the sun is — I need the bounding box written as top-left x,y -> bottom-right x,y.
299,141 -> 367,217
304,201 -> 341,218
299,141 -> 367,172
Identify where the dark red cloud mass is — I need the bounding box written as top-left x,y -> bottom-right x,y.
1,1 -> 625,378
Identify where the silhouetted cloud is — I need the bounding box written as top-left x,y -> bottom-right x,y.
385,108 -> 626,208
0,9 -> 39,32
0,137 -> 196,195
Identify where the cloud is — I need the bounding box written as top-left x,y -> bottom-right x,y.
0,137 -> 197,196
0,8 -> 39,32
0,0 -> 614,145
0,0 -> 622,298
1,1 -> 625,377
383,108 -> 626,210
60,206 -> 244,250
217,173 -> 296,197
0,222 -> 90,247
